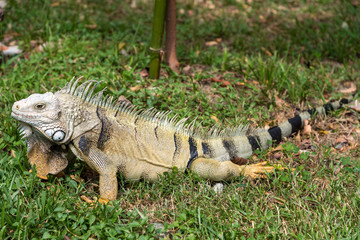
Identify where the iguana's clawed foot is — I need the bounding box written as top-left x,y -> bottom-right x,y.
240,161 -> 287,179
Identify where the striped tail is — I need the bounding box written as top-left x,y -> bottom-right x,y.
250,92 -> 359,152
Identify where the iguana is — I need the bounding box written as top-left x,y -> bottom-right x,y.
11,77 -> 357,203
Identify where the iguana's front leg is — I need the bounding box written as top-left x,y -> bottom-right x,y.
70,135 -> 118,203
190,158 -> 280,181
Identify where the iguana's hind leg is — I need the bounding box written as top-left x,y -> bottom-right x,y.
190,158 -> 279,181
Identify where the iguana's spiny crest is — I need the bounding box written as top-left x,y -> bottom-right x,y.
13,77 -> 250,145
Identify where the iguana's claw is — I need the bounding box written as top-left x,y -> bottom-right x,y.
241,161 -> 290,179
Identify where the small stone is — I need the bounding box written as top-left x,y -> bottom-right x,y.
212,183 -> 224,194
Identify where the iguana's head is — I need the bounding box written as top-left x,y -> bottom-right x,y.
11,92 -> 68,143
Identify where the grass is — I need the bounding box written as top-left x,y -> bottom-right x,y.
0,0 -> 359,239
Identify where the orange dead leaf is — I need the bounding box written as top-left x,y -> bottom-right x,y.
70,174 -> 83,183
302,120 -> 311,136
261,47 -> 272,56
81,195 -> 93,204
0,45 -> 8,51
129,85 -> 142,92
205,41 -> 218,47
51,2 -> 60,7
211,116 -> 219,123
339,82 -> 356,94
118,42 -> 126,50
210,77 -> 231,87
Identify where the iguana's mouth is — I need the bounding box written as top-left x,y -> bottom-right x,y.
11,111 -> 41,120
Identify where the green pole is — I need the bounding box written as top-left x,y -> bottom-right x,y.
149,0 -> 167,79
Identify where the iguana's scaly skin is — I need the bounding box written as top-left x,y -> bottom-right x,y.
11,78 -> 357,202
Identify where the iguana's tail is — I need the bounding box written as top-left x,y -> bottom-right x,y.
196,92 -> 358,165
245,91 -> 359,155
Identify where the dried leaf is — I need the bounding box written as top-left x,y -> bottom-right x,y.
261,47 -> 272,56
302,120 -> 311,136
182,65 -> 192,75
51,2 -> 60,7
70,174 -> 83,183
129,85 -> 142,92
211,116 -> 219,123
85,24 -> 97,29
138,69 -> 148,78
118,42 -> 126,50
348,100 -> 360,112
117,95 -> 132,105
210,77 -> 231,87
81,195 -> 93,204
205,41 -> 218,46
339,82 -> 356,94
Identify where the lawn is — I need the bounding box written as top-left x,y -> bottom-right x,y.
0,0 -> 359,239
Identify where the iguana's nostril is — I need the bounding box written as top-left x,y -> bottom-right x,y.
15,105 -> 20,110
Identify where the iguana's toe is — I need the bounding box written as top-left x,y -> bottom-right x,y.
241,161 -> 289,179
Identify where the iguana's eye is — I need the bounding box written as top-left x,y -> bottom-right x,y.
35,103 -> 46,110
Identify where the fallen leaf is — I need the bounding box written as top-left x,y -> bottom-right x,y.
117,95 -> 132,105
81,195 -> 93,204
210,77 -> 231,87
339,82 -> 356,94
70,174 -> 83,183
211,116 -> 219,122
129,85 -> 142,92
302,120 -> 311,136
85,24 -> 97,29
348,100 -> 360,112
51,2 -> 60,7
118,42 -> 126,50
261,47 -> 272,56
138,69 -> 148,78
10,149 -> 15,158
182,65 -> 192,75
205,41 -> 218,47
0,45 -> 8,51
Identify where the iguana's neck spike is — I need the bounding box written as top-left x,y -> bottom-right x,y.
79,80 -> 97,99
74,80 -> 91,98
85,81 -> 103,102
70,76 -> 83,95
91,88 -> 106,105
65,76 -> 75,93
105,96 -> 114,108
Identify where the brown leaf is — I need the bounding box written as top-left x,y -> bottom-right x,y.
205,41 -> 218,47
85,24 -> 97,29
51,2 -> 60,7
182,65 -> 192,75
261,47 -> 272,56
81,195 -> 93,204
210,77 -> 231,87
117,95 -> 132,105
302,120 -> 312,136
339,82 -> 356,94
348,100 -> 360,112
211,116 -> 219,123
70,174 -> 83,183
138,69 -> 148,78
129,85 -> 142,92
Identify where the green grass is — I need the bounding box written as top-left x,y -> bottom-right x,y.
1,0 -> 360,239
